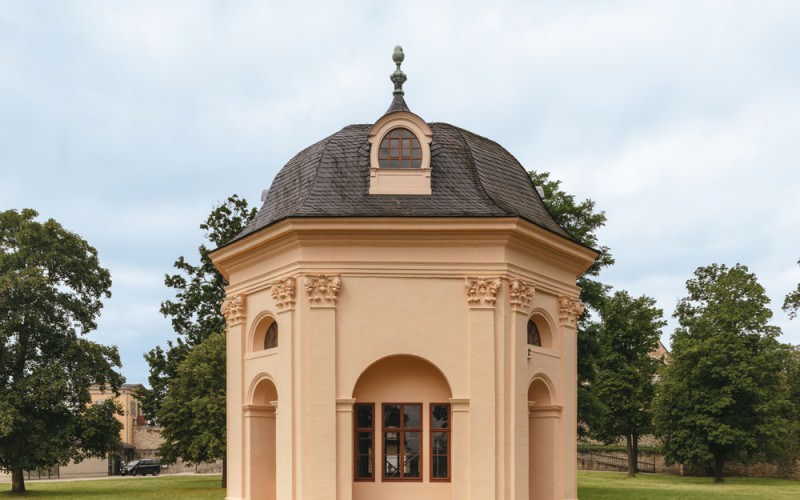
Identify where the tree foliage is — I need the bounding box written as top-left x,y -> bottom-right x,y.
654,263 -> 793,483
529,171 -> 614,431
784,258 -> 800,320
0,209 -> 123,494
592,291 -> 666,476
158,331 -> 226,467
140,195 -> 256,422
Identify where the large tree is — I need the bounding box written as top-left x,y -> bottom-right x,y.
141,195 -> 255,487
784,258 -> 800,319
654,263 -> 793,482
529,171 -> 614,431
140,194 -> 255,422
158,331 -> 226,484
0,209 -> 123,494
592,290 -> 666,477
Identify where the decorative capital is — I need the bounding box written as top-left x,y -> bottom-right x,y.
508,279 -> 535,313
305,275 -> 342,307
270,277 -> 296,311
221,294 -> 246,327
558,296 -> 584,328
465,277 -> 501,308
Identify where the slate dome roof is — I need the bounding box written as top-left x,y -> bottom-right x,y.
236,47 -> 575,245
237,113 -> 574,243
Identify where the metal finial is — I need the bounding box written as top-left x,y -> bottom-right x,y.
390,45 -> 407,96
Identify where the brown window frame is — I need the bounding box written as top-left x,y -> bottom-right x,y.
353,403 -> 375,481
378,128 -> 422,169
430,403 -> 451,482
382,403 -> 423,481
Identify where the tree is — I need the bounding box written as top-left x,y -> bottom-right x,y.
784,258 -> 800,319
141,194 -> 255,422
654,263 -> 793,483
592,291 -> 666,477
0,209 -> 123,494
529,171 -> 614,432
158,331 -> 226,484
141,195 -> 255,488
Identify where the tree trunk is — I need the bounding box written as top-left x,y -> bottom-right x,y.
713,454 -> 725,483
11,468 -> 25,494
626,433 -> 636,477
632,431 -> 639,474
221,457 -> 227,488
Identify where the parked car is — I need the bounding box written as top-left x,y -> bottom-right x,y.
121,458 -> 161,476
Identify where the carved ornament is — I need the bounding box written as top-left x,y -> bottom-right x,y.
558,296 -> 584,328
222,294 -> 246,327
305,275 -> 342,306
508,279 -> 535,312
465,277 -> 501,307
270,277 -> 296,311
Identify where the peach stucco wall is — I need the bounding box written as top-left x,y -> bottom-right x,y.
211,217 -> 595,500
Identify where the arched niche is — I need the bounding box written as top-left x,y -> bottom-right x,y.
528,376 -> 560,500
249,313 -> 278,353
246,376 -> 278,500
351,355 -> 452,495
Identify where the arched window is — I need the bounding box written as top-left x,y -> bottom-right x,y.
527,319 -> 542,347
264,322 -> 278,349
378,128 -> 422,169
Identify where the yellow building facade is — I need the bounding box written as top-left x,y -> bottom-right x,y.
211,48 -> 596,500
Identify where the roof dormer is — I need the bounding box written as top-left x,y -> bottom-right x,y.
367,47 -> 433,195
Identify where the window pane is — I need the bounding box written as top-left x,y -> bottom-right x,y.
265,322 -> 278,349
356,405 -> 373,428
356,454 -> 373,478
404,405 -> 420,428
384,406 -> 401,428
432,456 -> 448,479
432,431 -> 448,454
528,319 -> 542,346
411,158 -> 422,169
384,431 -> 400,478
357,433 -> 373,454
432,405 -> 449,429
404,432 -> 420,478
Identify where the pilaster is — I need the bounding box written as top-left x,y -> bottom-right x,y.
222,293 -> 247,500
558,295 -> 583,500
464,277 -> 500,500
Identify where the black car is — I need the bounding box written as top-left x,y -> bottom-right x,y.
121,458 -> 161,476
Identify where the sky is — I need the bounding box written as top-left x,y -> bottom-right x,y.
2,1 -> 799,385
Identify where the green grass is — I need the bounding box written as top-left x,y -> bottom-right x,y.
579,471 -> 800,499
6,471 -> 800,499
0,474 -> 224,499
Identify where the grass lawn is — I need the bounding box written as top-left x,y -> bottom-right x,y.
0,474 -> 224,499
579,470 -> 800,499
5,471 -> 800,499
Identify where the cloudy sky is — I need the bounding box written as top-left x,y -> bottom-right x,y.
2,1 -> 799,384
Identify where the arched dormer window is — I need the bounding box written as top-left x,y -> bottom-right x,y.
379,128 -> 422,169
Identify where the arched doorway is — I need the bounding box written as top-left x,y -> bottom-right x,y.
528,378 -> 559,500
352,355 -> 452,500
247,377 -> 278,500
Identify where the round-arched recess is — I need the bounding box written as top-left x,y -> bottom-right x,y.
250,314 -> 278,353
352,355 -> 452,500
528,311 -> 555,350
528,376 -> 559,500
247,377 -> 278,500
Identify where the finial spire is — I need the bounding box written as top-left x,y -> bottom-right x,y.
390,45 -> 407,96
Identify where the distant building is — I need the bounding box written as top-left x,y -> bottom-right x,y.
211,47 -> 597,500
